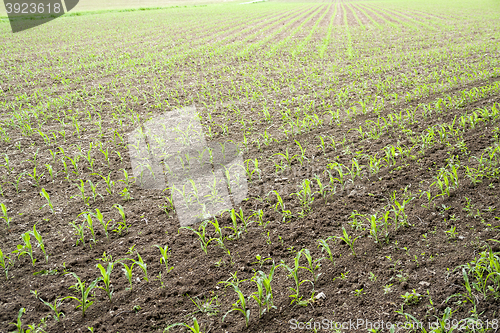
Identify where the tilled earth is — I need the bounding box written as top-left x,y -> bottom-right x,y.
0,84 -> 499,332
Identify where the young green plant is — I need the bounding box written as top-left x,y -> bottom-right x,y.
31,223 -> 48,262
40,188 -> 54,213
63,272 -> 102,317
39,296 -> 65,322
335,226 -> 360,256
0,203 -> 11,228
219,279 -> 251,327
13,232 -> 36,266
154,244 -> 174,274
93,208 -> 112,239
113,204 -> 130,235
96,262 -> 114,301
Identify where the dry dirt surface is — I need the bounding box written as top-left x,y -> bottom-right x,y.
1,0 -> 500,332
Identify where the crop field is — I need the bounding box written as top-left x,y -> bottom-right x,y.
1,0 -> 500,331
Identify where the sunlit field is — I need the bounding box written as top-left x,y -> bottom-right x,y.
1,0 -> 500,331
0,0 -> 228,16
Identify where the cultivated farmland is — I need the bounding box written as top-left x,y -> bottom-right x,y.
1,0 -> 500,332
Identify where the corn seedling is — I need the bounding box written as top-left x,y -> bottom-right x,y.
154,244 -> 174,274
165,317 -> 204,333
1,202 -> 12,228
219,279 -> 251,327
267,190 -> 289,222
273,148 -> 295,167
366,153 -> 383,175
300,249 -> 324,283
188,179 -> 201,204
72,179 -> 90,206
1,153 -> 13,173
69,219 -> 86,246
252,254 -> 272,267
179,220 -> 213,254
94,172 -> 115,195
209,216 -> 224,243
282,250 -> 313,305
251,263 -> 279,318
61,158 -> 70,181
213,237 -> 235,265
0,247 -> 12,279
383,284 -> 393,294
120,262 -> 135,290
420,189 -> 434,209
66,156 -> 80,176
96,262 -> 114,300
112,204 -> 130,235
353,288 -> 365,297
383,145 -> 397,166
290,179 -> 314,212
401,289 -> 422,305
390,191 -> 413,228
120,187 -> 133,201
173,184 -> 192,209
31,223 -> 48,262
326,163 -> 347,190
335,226 -> 360,256
93,209 -> 112,239
224,209 -> 243,239
447,268 -> 479,315
84,144 -> 95,169
87,180 -> 101,202
9,308 -> 26,333
13,232 -> 36,266
313,174 -> 330,203
27,166 -> 44,187
186,294 -> 220,317
431,163 -> 460,199
262,231 -> 272,245
292,279 -> 315,307
132,251 -> 149,282
251,208 -> 270,228
271,158 -> 286,173
99,147 -> 111,167
452,246 -> 500,301
251,272 -> 267,318
294,139 -> 308,165
245,158 -> 261,181
348,158 -> 363,181
45,164 -> 55,181
465,165 -> 483,186
317,237 -> 335,263
445,225 -> 457,240
119,168 -> 134,188
366,212 -> 390,245
348,210 -> 366,231
233,207 -> 252,232
39,296 -> 65,322
419,307 -> 458,333
84,215 -> 98,245
11,172 -> 24,193
159,191 -> 175,217
48,149 -> 58,163
63,272 -> 102,317
316,136 -> 326,155
40,188 -> 54,213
